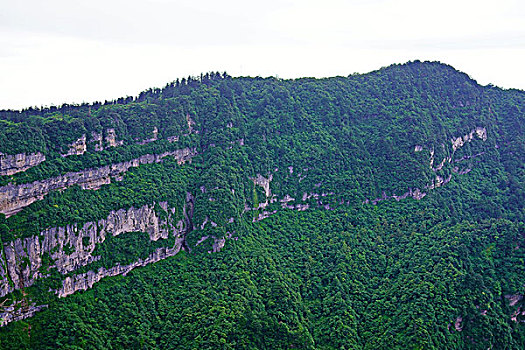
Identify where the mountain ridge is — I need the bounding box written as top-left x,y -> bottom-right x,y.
3,60 -> 522,116
0,60 -> 523,349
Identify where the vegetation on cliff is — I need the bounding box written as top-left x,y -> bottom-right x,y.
0,61 -> 523,349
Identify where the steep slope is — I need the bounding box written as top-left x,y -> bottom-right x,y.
0,61 -> 523,349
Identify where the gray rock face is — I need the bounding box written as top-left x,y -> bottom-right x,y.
0,148 -> 196,217
0,199 -> 191,298
0,193 -> 195,326
58,243 -> 185,297
86,128 -> 127,151
57,193 -> 194,298
186,114 -> 196,134
363,126 -> 488,205
212,237 -> 226,253
90,132 -> 104,151
0,152 -> 46,176
505,294 -> 525,323
451,126 -> 487,151
0,301 -> 48,327
61,135 -> 87,157
105,128 -> 123,148
249,173 -> 273,209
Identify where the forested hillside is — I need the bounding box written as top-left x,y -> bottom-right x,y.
0,61 -> 523,349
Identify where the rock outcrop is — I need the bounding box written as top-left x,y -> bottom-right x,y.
105,128 -> 123,148
58,244 -> 184,298
90,132 -> 104,151
0,148 -> 196,217
0,193 -> 195,325
451,126 -> 487,151
253,210 -> 277,222
0,152 -> 46,176
89,129 -> 124,152
250,174 -> 273,198
61,135 -> 87,157
0,301 -> 47,327
505,294 -> 525,323
365,126 -> 488,205
58,193 -> 194,298
364,187 -> 427,205
0,202 -> 186,298
186,114 -> 196,134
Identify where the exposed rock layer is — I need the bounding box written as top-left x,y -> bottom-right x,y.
365,126 -> 488,205
0,152 -> 46,176
451,126 -> 487,151
0,202 -> 189,298
0,302 -> 48,327
105,128 -> 123,148
0,148 -> 195,217
138,127 -> 159,145
58,244 -> 184,297
61,135 -> 87,157
0,194 -> 195,326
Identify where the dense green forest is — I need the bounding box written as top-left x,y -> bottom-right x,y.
0,61 -> 523,349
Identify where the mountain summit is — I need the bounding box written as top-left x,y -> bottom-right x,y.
0,62 -> 524,349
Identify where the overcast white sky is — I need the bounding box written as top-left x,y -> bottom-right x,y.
1,0 -> 524,110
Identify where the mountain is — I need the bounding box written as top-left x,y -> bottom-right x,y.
0,61 -> 523,349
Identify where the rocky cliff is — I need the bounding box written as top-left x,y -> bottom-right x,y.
364,126 -> 488,205
0,201 -> 187,297
0,300 -> 48,327
0,194 -> 195,325
0,152 -> 46,176
61,135 -> 87,157
58,244 -> 184,297
0,148 -> 196,217
105,128 -> 124,148
87,128 -> 124,151
1,129 -> 129,175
